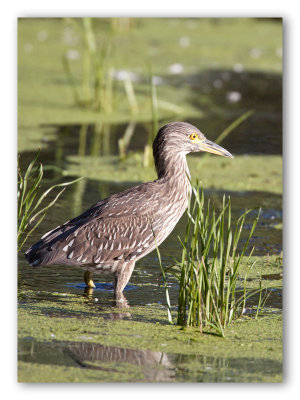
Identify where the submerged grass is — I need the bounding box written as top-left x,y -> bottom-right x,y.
165,182 -> 264,337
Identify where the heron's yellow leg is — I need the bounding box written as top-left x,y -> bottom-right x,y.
84,271 -> 96,288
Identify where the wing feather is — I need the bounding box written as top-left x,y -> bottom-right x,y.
25,213 -> 159,267
25,179 -> 163,267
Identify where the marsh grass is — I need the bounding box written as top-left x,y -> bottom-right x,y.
118,122 -> 136,160
164,182 -> 264,337
63,18 -> 115,112
143,71 -> 185,167
63,18 -> 140,116
17,151 -> 82,252
200,110 -> 254,163
143,73 -> 158,168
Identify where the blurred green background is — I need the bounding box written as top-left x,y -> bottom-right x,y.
18,18 -> 282,187
17,18 -> 283,383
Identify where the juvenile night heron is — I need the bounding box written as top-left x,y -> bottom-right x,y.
25,122 -> 233,303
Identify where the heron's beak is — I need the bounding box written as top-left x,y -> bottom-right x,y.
198,139 -> 234,158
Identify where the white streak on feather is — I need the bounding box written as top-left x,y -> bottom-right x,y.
68,251 -> 74,259
41,229 -> 53,239
140,225 -> 148,235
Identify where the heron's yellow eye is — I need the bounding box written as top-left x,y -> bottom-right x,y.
189,133 -> 198,141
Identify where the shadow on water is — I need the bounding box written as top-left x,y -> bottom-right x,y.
19,337 -> 282,382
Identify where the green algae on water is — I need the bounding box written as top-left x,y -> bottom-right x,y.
18,254 -> 282,384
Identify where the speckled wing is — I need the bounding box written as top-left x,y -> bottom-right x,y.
26,212 -> 157,267
64,213 -> 156,264
25,180 -> 164,267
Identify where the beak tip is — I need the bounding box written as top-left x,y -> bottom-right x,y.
201,139 -> 234,159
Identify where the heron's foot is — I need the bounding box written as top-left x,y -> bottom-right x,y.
84,271 -> 96,288
114,292 -> 130,309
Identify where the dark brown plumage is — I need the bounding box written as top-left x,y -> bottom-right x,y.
25,122 -> 233,303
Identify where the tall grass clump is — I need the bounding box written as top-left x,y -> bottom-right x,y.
18,151 -> 82,252
169,182 -> 262,337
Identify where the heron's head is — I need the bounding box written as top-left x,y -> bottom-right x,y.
153,122 -> 233,159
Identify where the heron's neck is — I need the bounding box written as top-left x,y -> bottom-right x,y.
156,151 -> 191,187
